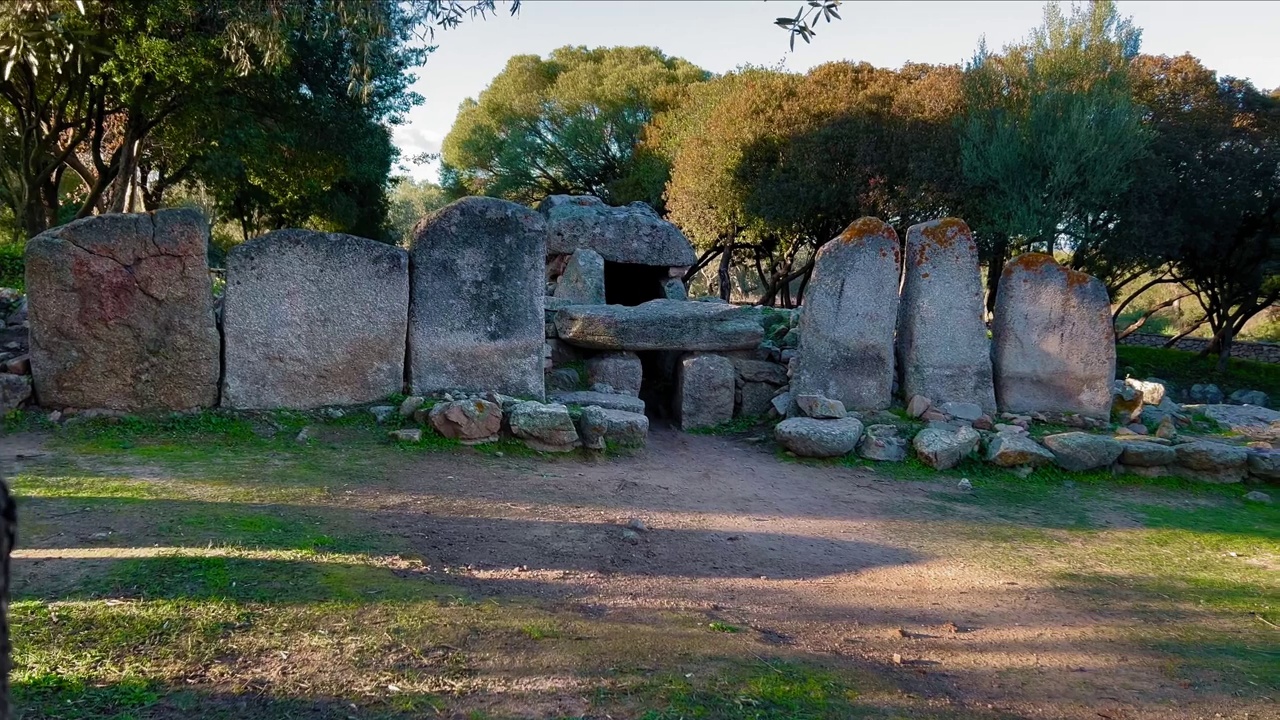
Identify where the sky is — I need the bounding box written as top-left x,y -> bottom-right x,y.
394,0 -> 1280,182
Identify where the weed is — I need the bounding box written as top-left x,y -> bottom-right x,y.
707,621 -> 741,633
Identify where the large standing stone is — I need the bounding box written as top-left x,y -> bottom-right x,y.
792,218 -> 901,411
586,352 -> 642,396
409,197 -> 546,399
555,300 -> 762,351
678,353 -> 735,430
539,195 -> 696,266
25,209 -> 219,411
991,254 -> 1115,418
897,219 -> 996,412
553,248 -> 605,304
221,230 -> 408,409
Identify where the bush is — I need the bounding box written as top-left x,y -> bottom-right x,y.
0,242 -> 23,290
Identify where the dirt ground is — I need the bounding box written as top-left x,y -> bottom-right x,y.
5,426 -> 1276,720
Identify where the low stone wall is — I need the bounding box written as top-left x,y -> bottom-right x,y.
1118,333 -> 1280,364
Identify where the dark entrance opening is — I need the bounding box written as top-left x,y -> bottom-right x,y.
604,262 -> 667,306
637,350 -> 681,423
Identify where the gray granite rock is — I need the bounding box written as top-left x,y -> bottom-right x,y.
1041,432 -> 1122,471
409,197 -> 546,399
985,434 -> 1054,467
1118,439 -> 1176,467
429,398 -> 503,444
795,394 -> 846,419
660,278 -> 688,300
678,353 -> 735,430
547,367 -> 581,391
539,195 -> 696,266
897,219 -> 996,412
578,405 -> 649,449
221,230 -> 408,409
586,352 -> 642,396
549,390 -> 646,414
792,218 -> 901,411
509,401 -> 579,452
1195,403 -> 1280,441
740,382 -> 779,417
1189,384 -> 1224,404
857,423 -> 907,462
553,248 -> 605,304
25,209 -> 219,410
1247,449 -> 1280,481
940,401 -> 983,422
1125,378 -> 1167,406
775,416 -> 863,458
991,254 -> 1114,418
730,358 -> 789,386
1228,389 -> 1269,407
555,300 -> 762,351
0,373 -> 31,413
913,425 -> 981,470
1174,440 -> 1248,471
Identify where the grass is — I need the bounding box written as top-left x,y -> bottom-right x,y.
1117,344 -> 1280,400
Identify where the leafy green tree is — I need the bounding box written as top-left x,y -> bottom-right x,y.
440,45 -> 708,206
387,177 -> 448,245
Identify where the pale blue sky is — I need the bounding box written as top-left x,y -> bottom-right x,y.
395,0 -> 1280,181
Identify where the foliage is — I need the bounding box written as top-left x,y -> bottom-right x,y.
387,176 -> 448,245
0,239 -> 22,288
1116,345 -> 1280,401
440,45 -> 708,206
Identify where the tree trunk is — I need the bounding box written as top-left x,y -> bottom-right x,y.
984,240 -> 1008,314
717,237 -> 733,302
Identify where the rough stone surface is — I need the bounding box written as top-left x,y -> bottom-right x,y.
1188,384 -> 1225,404
549,390 -> 645,414
1244,490 -> 1272,504
1195,404 -> 1280,441
553,248 -> 605,304
1118,439 -> 1177,467
906,395 -> 931,418
1247,450 -> 1280,481
509,401 -> 579,452
795,394 -> 846,419
1174,441 -> 1248,471
913,425 -> 981,470
0,373 -> 31,413
222,230 -> 409,409
586,352 -> 642,397
539,195 -> 696,266
770,391 -> 793,418
1228,389 -> 1270,407
555,300 -> 762,351
1126,378 -> 1167,406
389,428 -> 422,442
578,406 -> 649,449
731,358 -> 789,386
1041,432 -> 1123,471
991,254 -> 1115,418
897,219 -> 996,412
678,353 -> 735,430
940,401 -> 983,422
660,278 -> 688,301
985,434 -> 1055,467
547,368 -> 580,391
409,197 -> 546,399
1111,384 -> 1144,424
740,382 -> 778,418
775,416 -> 863,458
857,423 -> 908,462
25,209 -> 219,410
792,218 -> 901,411
429,399 -> 503,444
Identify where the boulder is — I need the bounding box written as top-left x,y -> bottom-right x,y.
897,219 -> 996,412
409,197 -> 546,399
940,401 -> 983,422
1188,384 -> 1224,404
857,423 -> 908,462
389,429 -> 422,443
740,382 -> 778,418
795,394 -> 846,419
547,367 -> 581,391
1118,439 -> 1176,467
985,434 -> 1055,467
991,254 -> 1114,418
1228,389 -> 1269,407
1195,403 -> 1280,441
730,358 -> 789,386
660,278 -> 688,301
792,218 -> 901,411
906,395 -> 931,418
1246,450 -> 1280,481
555,300 -> 762,351
549,390 -> 646,414
770,391 -> 794,418
586,352 -> 642,397
1111,384 -> 1144,425
428,398 -> 503,444
775,416 -> 864,458
1174,440 -> 1249,472
678,353 -> 735,430
0,373 -> 31,413
509,401 -> 579,452
577,406 -> 649,449
1041,432 -> 1122,471
221,230 -> 409,409
553,248 -> 606,304
539,195 -> 696,266
1125,378 -> 1167,406
25,209 -> 220,410
913,425 -> 981,470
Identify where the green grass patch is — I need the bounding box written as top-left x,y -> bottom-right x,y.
636,661 -> 860,720
0,240 -> 24,290
1117,345 -> 1280,401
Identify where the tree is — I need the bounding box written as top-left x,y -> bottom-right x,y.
387,176 -> 448,245
959,0 -> 1149,309
440,45 -> 708,206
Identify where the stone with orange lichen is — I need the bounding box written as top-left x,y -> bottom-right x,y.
897,218 -> 995,413
792,217 -> 900,411
992,254 -> 1115,418
429,398 -> 503,444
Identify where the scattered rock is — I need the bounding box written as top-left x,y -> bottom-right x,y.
906,395 -> 931,418
985,434 -> 1054,468
1117,439 -> 1176,467
774,416 -> 864,458
577,406 -> 649,449
509,401 -> 580,452
1188,383 -> 1225,405
1196,404 -> 1280,441
769,391 -> 794,418
399,396 -> 426,418
621,529 -> 641,544
1125,423 -> 1148,435
731,357 -> 790,386
369,405 -> 396,423
957,478 -> 972,490
1246,450 -> 1280,481
1228,389 -> 1269,407
1111,384 -> 1144,424
940,401 -> 983,422
913,425 -> 981,470
740,382 -> 779,417
1041,432 -> 1123,471
388,428 -> 422,442
295,426 -> 313,444
994,423 -> 1027,436
972,414 -> 994,431
0,373 -> 32,413
1155,415 -> 1178,439
1125,377 -> 1168,406
429,398 -> 503,444
1174,440 -> 1248,472
2,354 -> 29,375
625,518 -> 649,532
1244,490 -> 1272,504
857,424 -> 908,462
795,394 -> 847,419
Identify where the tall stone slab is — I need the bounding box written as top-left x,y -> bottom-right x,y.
678,353 -> 735,430
992,254 -> 1115,418
897,219 -> 996,412
25,209 -> 219,410
221,230 -> 409,409
792,218 -> 901,411
409,197 -> 546,399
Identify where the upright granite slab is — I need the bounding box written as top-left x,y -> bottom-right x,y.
791,218 -> 901,411
555,300 -> 762,351
25,209 -> 219,410
553,248 -> 605,304
678,353 -> 735,430
992,254 -> 1115,418
221,230 -> 409,409
897,219 -> 996,412
409,197 -> 546,399
539,195 -> 696,266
